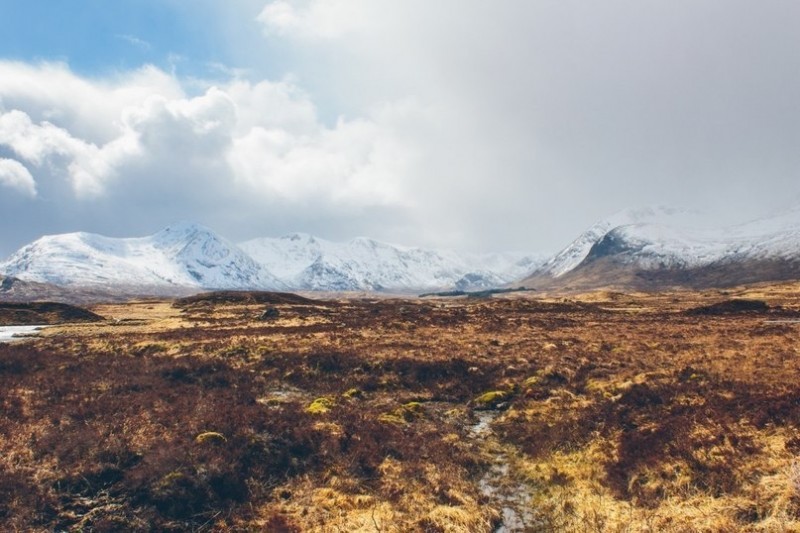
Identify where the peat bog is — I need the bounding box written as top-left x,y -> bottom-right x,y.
2,285 -> 800,531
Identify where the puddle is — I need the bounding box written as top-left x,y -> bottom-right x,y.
0,325 -> 47,343
256,386 -> 307,408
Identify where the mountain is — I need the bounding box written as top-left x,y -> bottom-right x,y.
239,233 -> 544,292
532,206 -> 713,278
0,225 -> 544,295
521,206 -> 800,290
0,223 -> 284,292
17,204 -> 798,295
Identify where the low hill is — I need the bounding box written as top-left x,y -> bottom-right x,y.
0,302 -> 103,325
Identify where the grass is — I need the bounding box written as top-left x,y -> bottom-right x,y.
1,284 -> 800,530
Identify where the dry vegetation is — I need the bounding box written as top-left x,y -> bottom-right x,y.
2,283 -> 800,531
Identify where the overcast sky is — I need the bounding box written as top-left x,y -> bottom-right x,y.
1,0 -> 800,258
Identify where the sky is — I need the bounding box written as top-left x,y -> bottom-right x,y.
2,1 -> 800,258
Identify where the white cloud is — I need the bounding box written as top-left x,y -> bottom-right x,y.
257,0 -> 368,39
124,88 -> 237,157
0,110 -> 81,165
0,60 -> 418,245
0,62 -> 181,143
116,34 -> 153,51
226,79 -> 317,134
0,158 -> 36,197
228,112 -> 412,206
0,109 -> 139,197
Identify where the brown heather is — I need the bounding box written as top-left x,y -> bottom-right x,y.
1,284 -> 800,531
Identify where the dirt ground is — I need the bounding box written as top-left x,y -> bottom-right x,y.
2,283 -> 800,531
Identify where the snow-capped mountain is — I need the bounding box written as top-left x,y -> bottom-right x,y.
584,206 -> 800,267
10,205 -> 799,296
0,222 -> 284,291
521,206 -> 800,289
0,224 -> 544,294
239,233 -> 544,292
534,206 -> 714,278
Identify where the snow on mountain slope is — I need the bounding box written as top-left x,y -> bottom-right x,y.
0,224 -> 544,293
533,206 -> 722,278
520,204 -> 800,290
585,205 -> 800,268
239,234 -> 545,291
6,205 -> 799,294
0,222 -> 284,290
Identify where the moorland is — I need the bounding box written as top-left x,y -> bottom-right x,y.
2,284 -> 800,532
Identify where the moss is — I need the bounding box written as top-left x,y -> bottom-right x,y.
342,387 -> 363,399
584,379 -> 612,394
378,401 -> 425,425
402,401 -> 424,414
523,376 -> 540,388
473,390 -> 508,409
195,431 -> 227,444
306,397 -> 334,415
378,413 -> 408,425
396,402 -> 425,422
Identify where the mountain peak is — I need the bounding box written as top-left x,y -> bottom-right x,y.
0,223 -> 283,291
601,205 -> 710,230
281,232 -> 317,244
154,221 -> 214,238
521,204 -> 800,290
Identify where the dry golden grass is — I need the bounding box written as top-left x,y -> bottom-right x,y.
1,285 -> 800,531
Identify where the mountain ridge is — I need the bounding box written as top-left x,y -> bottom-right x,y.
5,205 -> 800,296
0,222 -> 284,292
521,205 -> 800,290
0,224 -> 545,294
239,233 -> 542,292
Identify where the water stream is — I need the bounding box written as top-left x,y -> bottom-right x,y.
469,410 -> 538,532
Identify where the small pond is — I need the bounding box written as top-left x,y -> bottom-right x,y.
0,325 -> 46,343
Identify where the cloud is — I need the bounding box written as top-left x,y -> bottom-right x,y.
252,0 -> 800,249
0,109 -> 139,197
0,61 -> 182,142
0,158 -> 36,197
0,61 -> 413,203
116,34 -> 153,52
257,0 -> 368,39
3,2 -> 800,258
0,60 -> 420,255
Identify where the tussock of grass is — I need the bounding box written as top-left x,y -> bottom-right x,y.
195,431 -> 227,444
306,397 -> 334,414
473,390 -> 509,409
